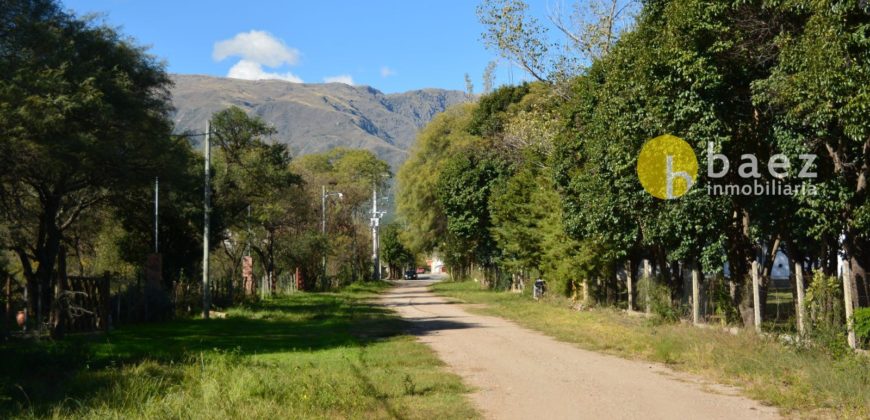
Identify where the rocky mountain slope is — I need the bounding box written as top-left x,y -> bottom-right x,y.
170,74 -> 469,168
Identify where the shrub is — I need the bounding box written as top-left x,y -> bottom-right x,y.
637,276 -> 679,323
854,307 -> 870,349
805,272 -> 848,357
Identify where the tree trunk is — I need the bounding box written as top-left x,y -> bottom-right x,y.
51,246 -> 67,339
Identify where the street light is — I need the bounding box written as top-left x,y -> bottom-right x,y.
371,175 -> 390,281
321,185 -> 343,284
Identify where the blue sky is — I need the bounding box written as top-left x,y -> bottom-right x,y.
61,0 -> 551,93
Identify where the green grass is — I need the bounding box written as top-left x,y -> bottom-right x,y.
0,282 -> 477,419
434,280 -> 870,418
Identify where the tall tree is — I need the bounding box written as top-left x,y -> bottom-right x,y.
477,0 -> 551,82
483,60 -> 498,94
0,0 -> 177,327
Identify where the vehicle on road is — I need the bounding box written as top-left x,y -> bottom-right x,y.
404,269 -> 418,280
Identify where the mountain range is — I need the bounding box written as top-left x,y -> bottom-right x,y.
169,74 -> 469,169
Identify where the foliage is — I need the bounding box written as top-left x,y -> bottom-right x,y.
637,276 -> 680,324
436,149 -> 509,275
291,148 -> 391,286
854,307 -> 870,349
0,0 -> 190,331
468,83 -> 530,138
805,271 -> 844,331
396,104 -> 480,254
380,222 -> 414,279
210,106 -> 303,295
477,0 -> 551,82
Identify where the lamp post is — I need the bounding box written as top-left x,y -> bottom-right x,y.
371,181 -> 387,280
321,185 -> 343,283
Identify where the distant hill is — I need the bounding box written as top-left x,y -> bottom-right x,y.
170,74 -> 469,169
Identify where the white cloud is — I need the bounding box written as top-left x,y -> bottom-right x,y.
323,74 -> 354,85
380,66 -> 396,77
213,30 -> 299,67
213,30 -> 302,83
227,60 -> 303,83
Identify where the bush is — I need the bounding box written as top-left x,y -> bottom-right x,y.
854,307 -> 870,349
805,272 -> 848,357
708,274 -> 740,325
805,272 -> 844,331
637,276 -> 680,323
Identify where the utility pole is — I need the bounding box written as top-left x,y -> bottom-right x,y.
371,182 -> 380,280
154,177 -> 159,253
202,121 -> 211,319
321,185 -> 327,280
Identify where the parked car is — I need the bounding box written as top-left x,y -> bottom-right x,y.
404,269 -> 417,280
416,267 -> 426,274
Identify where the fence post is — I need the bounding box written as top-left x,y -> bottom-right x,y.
642,259 -> 652,314
843,262 -> 857,349
752,260 -> 762,333
794,261 -> 806,335
4,276 -> 10,333
692,261 -> 701,325
102,272 -> 111,333
625,260 -> 634,312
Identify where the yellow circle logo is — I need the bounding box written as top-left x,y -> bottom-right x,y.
637,134 -> 698,199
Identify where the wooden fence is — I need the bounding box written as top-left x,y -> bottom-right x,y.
57,273 -> 111,334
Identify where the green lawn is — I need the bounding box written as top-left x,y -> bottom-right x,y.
0,282 -> 477,419
434,280 -> 870,418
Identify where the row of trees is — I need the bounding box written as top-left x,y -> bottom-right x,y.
397,0 -> 870,347
1,0 -> 391,335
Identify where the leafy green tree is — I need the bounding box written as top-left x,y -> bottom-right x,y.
477,0 -> 551,82
436,149 -> 509,280
210,106 -> 302,296
291,148 -> 390,286
397,104 -> 480,254
381,222 -> 413,279
754,0 -> 870,304
0,0 -> 180,326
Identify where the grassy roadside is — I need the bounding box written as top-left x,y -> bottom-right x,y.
0,282 -> 477,419
433,280 -> 870,418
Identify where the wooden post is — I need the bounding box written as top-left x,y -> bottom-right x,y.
5,276 -> 10,332
692,261 -> 701,325
752,260 -> 762,333
102,272 -> 111,333
794,261 -> 806,335
625,260 -> 634,312
643,259 -> 652,314
843,261 -> 857,349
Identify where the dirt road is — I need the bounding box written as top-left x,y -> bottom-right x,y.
380,279 -> 780,420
